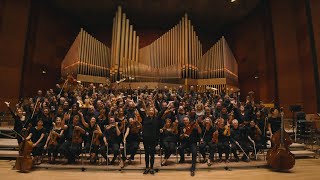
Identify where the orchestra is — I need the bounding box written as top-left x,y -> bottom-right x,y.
3,81 -> 288,175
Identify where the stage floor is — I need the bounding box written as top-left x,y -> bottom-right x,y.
1,159 -> 320,180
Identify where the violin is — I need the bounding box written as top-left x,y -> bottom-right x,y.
119,118 -> 127,133
15,134 -> 33,172
130,119 -> 142,134
48,130 -> 58,146
223,123 -> 231,137
184,120 -> 198,136
212,130 -> 219,143
72,126 -> 83,144
135,109 -> 142,123
92,125 -> 101,146
267,109 -> 295,170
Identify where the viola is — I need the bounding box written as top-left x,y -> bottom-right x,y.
184,120 -> 198,136
212,130 -> 219,143
72,126 -> 83,144
48,130 -> 58,146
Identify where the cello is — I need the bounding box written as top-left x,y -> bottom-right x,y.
266,108 -> 295,170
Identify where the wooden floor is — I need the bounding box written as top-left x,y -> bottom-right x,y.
0,159 -> 320,180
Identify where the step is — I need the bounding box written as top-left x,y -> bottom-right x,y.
0,150 -> 18,158
0,138 -> 18,149
34,160 -> 267,171
290,143 -> 306,151
292,150 -> 316,158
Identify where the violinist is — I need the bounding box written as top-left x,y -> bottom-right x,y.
40,107 -> 53,134
82,115 -> 102,164
4,102 -> 31,144
97,108 -> 108,128
178,117 -> 202,176
44,117 -> 64,164
160,118 -> 178,166
122,117 -> 142,168
100,116 -> 121,165
26,118 -> 46,165
230,119 -> 249,162
199,117 -> 217,166
217,118 -> 230,162
59,113 -> 85,164
234,105 -> 250,127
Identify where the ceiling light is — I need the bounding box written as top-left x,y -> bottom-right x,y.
231,0 -> 236,2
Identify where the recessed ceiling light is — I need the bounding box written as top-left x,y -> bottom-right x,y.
231,0 -> 236,2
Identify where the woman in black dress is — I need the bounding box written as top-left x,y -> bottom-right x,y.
26,118 -> 46,165
44,117 -> 64,164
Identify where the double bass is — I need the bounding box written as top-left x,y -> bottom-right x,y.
15,133 -> 33,172
266,108 -> 295,170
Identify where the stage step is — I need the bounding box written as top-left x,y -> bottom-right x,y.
0,150 -> 18,158
292,150 -> 316,158
33,160 -> 267,171
290,143 -> 307,151
0,138 -> 18,149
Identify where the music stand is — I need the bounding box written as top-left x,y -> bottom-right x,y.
289,105 -> 302,142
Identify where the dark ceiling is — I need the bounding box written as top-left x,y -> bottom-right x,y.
48,0 -> 262,32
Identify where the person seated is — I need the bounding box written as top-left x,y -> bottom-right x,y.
44,117 -> 64,164
100,117 -> 121,165
199,117 -> 217,166
230,119 -> 250,162
59,113 -> 85,164
216,118 -> 230,163
160,118 -> 178,166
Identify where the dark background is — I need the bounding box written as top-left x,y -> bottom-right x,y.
0,0 -> 319,115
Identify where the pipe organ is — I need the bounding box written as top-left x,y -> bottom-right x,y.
61,6 -> 238,93
110,6 -> 140,82
61,28 -> 111,84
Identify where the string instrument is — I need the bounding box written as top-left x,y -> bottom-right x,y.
15,132 -> 33,172
184,120 -> 198,136
119,118 -> 127,133
134,109 -> 142,123
267,109 -> 295,170
92,125 -> 101,146
130,119 -> 142,134
253,126 -> 262,141
72,126 -> 83,144
212,130 -> 219,143
223,123 -> 231,136
48,129 -> 58,146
